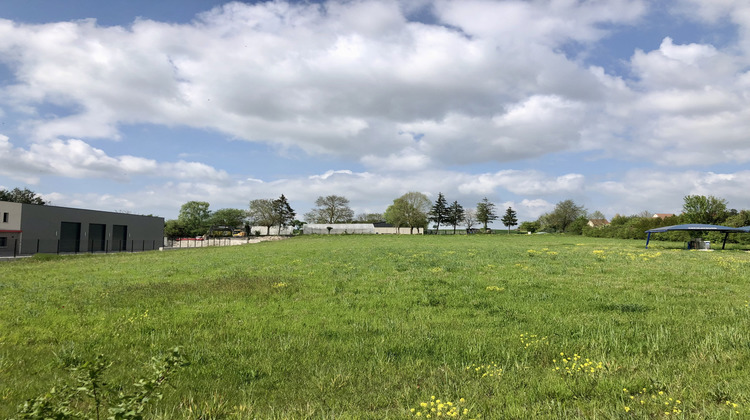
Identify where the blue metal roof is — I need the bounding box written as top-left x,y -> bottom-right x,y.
645,224 -> 746,233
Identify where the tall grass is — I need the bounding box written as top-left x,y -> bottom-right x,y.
1,235 -> 749,418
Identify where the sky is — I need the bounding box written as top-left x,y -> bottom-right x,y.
1,0 -> 749,225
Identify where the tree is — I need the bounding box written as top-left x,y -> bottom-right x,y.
476,197 -> 498,231
354,213 -> 384,223
519,220 -> 540,233
384,201 -> 407,234
725,210 -> 750,228
428,192 -> 448,232
272,194 -> 295,235
208,208 -> 247,233
384,192 -> 430,234
682,195 -> 728,224
464,208 -> 477,231
164,219 -> 188,239
0,187 -> 48,205
178,201 -> 211,237
445,201 -> 465,234
501,206 -> 518,234
545,199 -> 586,232
304,195 -> 354,224
248,199 -> 276,235
589,210 -> 606,220
291,219 -> 306,233
568,215 -> 589,235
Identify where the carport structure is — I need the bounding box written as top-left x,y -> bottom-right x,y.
645,224 -> 748,249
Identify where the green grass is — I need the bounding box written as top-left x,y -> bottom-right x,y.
1,235 -> 750,419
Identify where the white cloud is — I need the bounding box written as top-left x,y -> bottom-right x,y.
0,135 -> 228,182
434,0 -> 646,46
457,170 -> 585,196
592,170 -> 750,217
4,0 -> 750,223
0,0 -> 644,166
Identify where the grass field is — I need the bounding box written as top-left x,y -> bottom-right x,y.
1,235 -> 749,419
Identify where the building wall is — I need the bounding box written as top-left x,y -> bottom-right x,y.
248,226 -> 293,236
0,201 -> 23,256
14,202 -> 164,254
374,227 -> 423,234
303,224 -> 376,234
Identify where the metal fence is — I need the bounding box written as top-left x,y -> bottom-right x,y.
0,238 -> 161,258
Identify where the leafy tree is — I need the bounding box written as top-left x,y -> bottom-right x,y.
248,199 -> 276,235
519,220 -> 540,233
428,192 -> 448,232
544,199 -> 586,232
304,195 -> 354,224
725,210 -> 750,228
272,194 -> 295,234
476,197 -> 498,231
164,219 -> 188,239
178,201 -> 211,237
291,219 -> 306,233
354,213 -> 385,223
568,215 -> 589,235
0,187 -> 48,205
682,195 -> 728,224
384,201 -> 407,234
589,210 -> 606,220
208,208 -> 247,235
501,206 -> 518,234
445,201 -> 465,234
609,214 -> 630,226
211,208 -> 247,227
385,192 -> 430,234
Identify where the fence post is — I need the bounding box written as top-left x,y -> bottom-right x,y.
37,239 -> 40,254
13,239 -> 18,258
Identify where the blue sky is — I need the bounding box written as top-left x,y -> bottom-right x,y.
1,0 -> 749,224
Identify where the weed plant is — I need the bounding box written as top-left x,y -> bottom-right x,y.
1,235 -> 750,418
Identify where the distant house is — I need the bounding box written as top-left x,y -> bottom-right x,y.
0,200 -> 164,257
652,213 -> 675,220
587,219 -> 610,228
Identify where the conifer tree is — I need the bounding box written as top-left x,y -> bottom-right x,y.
445,201 -> 465,234
429,192 -> 448,233
501,206 -> 518,234
476,197 -> 498,231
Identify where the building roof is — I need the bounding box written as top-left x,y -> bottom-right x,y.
644,223 -> 749,249
588,218 -> 609,227
645,224 -> 745,233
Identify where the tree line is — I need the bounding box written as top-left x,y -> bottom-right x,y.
7,186 -> 744,242
163,192 -> 521,238
0,188 -> 48,205
165,195 -> 296,238
581,195 -> 750,244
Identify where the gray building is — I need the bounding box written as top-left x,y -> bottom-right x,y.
0,201 -> 164,257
